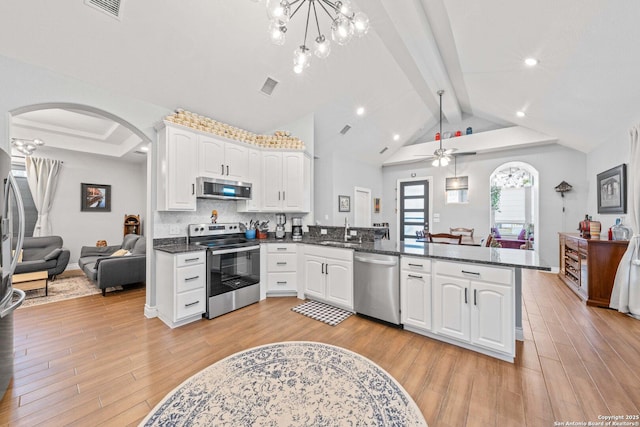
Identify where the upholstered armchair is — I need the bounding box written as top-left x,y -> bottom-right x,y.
78,234 -> 146,295
13,236 -> 70,280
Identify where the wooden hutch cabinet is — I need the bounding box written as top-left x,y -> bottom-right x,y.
124,214 -> 141,236
558,233 -> 628,307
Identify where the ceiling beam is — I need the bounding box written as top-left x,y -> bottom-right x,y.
361,0 -> 462,124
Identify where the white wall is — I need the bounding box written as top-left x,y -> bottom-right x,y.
382,144 -> 588,267
314,152 -> 384,226
35,148 -> 147,267
586,129 -> 632,230
0,55 -> 167,153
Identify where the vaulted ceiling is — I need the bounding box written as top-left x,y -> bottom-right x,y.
1,0 -> 638,164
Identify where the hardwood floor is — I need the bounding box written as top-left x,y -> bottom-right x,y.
1,270 -> 639,426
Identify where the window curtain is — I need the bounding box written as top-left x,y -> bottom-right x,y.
25,157 -> 62,237
610,125 -> 640,319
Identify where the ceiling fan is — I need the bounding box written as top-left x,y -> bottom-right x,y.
414,90 -> 475,166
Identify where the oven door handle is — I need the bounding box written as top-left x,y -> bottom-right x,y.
209,245 -> 261,255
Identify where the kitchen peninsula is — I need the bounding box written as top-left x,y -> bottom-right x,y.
155,231 -> 550,362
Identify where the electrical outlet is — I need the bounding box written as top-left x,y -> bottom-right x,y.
350,230 -> 357,236
321,229 -> 328,235
169,225 -> 180,235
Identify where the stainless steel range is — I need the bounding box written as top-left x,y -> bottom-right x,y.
188,223 -> 261,319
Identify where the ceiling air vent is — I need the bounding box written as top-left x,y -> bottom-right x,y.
339,125 -> 352,135
85,0 -> 123,19
260,77 -> 279,96
379,146 -> 388,154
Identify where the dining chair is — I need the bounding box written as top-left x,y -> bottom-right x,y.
415,230 -> 426,239
484,234 -> 494,247
450,227 -> 474,237
427,233 -> 462,244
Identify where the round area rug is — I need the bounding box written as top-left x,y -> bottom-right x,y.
140,341 -> 427,426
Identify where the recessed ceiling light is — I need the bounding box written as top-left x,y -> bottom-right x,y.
524,58 -> 538,67
356,107 -> 365,116
516,111 -> 526,118
393,134 -> 400,141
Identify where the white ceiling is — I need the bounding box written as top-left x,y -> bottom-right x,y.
1,0 -> 638,164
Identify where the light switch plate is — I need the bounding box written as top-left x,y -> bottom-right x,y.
321,229 -> 328,235
350,230 -> 357,236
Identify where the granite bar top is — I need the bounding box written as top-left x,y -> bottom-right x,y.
154,243 -> 206,254
153,233 -> 550,270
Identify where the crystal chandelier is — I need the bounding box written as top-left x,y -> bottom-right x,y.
265,0 -> 370,74
11,138 -> 45,156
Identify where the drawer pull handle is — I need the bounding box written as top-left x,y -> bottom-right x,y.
185,276 -> 199,281
408,263 -> 423,267
276,247 -> 287,251
185,258 -> 200,262
408,274 -> 423,279
474,289 -> 477,306
321,263 -> 325,274
461,270 -> 480,276
185,301 -> 200,308
276,281 -> 288,285
464,288 -> 468,304
276,262 -> 287,265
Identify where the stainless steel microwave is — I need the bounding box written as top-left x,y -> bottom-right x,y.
196,177 -> 252,200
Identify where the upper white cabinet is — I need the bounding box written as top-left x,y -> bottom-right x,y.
262,151 -> 309,212
157,125 -> 198,211
158,123 -> 310,213
198,135 -> 248,181
237,148 -> 262,212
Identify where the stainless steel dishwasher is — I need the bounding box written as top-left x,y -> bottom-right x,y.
354,252 -> 400,325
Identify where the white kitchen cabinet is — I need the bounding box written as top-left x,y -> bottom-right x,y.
156,250 -> 206,328
198,135 -> 248,181
433,260 -> 514,357
237,148 -> 262,212
262,151 -> 309,212
400,256 -> 432,331
303,245 -> 353,310
156,125 -> 198,211
265,243 -> 297,296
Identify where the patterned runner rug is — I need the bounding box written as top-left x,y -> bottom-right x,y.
291,300 -> 353,326
140,341 -> 427,426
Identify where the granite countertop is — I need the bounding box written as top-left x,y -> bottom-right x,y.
154,243 -> 206,254
261,235 -> 551,271
153,234 -> 550,270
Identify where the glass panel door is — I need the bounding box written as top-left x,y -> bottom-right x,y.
400,180 -> 429,244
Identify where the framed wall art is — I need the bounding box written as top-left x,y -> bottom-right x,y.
81,183 -> 111,212
597,164 -> 626,214
338,195 -> 350,212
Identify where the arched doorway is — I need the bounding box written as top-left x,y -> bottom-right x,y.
8,102 -> 152,304
489,162 -> 539,251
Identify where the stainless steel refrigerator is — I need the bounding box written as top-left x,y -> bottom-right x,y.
0,148 -> 25,401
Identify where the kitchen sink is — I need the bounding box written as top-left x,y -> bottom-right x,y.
318,241 -> 361,248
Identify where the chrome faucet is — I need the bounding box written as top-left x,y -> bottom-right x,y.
344,217 -> 350,241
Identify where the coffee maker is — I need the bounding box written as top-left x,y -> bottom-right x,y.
292,217 -> 303,240
275,213 -> 286,239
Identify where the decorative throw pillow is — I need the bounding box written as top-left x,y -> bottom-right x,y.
518,229 -> 527,240
12,249 -> 23,262
491,227 -> 501,238
110,249 -> 130,257
43,248 -> 62,261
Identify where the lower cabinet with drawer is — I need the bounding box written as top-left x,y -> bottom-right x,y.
400,256 -> 432,332
156,250 -> 206,328
433,260 -> 514,360
266,243 -> 298,296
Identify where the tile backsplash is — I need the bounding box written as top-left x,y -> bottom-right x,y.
154,199 -> 311,238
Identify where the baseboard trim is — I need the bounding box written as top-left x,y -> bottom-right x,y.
144,304 -> 158,318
